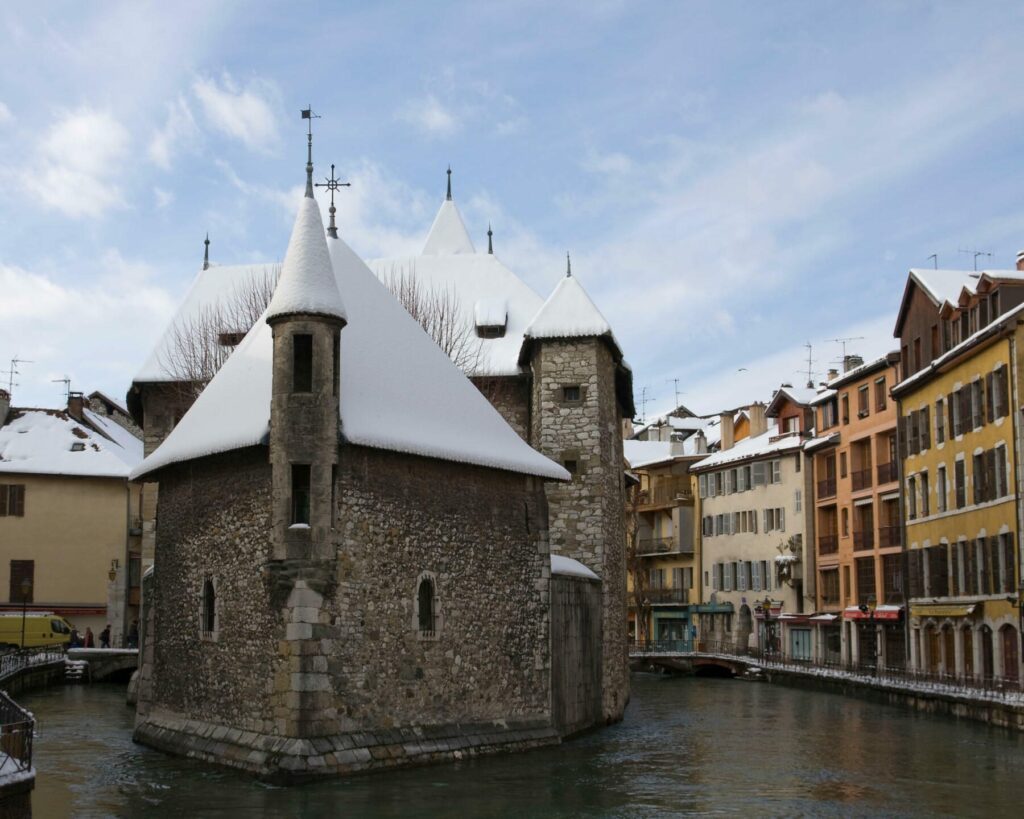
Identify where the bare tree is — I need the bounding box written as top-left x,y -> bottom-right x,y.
381,263 -> 484,374
625,478 -> 652,646
157,265 -> 280,401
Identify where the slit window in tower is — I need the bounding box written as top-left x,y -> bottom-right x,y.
332,332 -> 340,397
418,577 -> 435,635
292,464 -> 311,525
293,334 -> 313,393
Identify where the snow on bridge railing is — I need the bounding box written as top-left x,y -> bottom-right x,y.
0,644 -> 66,683
0,689 -> 34,775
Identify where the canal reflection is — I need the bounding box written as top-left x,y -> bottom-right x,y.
20,674 -> 1024,817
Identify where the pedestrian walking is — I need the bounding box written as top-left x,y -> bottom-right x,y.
100,624 -> 111,649
69,627 -> 81,648
84,627 -> 95,648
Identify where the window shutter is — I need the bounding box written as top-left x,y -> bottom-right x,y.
752,560 -> 761,592
0,486 -> 7,517
699,474 -> 707,498
997,365 -> 1009,417
960,389 -> 970,434
9,486 -> 24,517
986,372 -> 995,423
1003,536 -> 1016,593
898,417 -> 907,460
753,462 -> 766,486
921,407 -> 930,450
947,392 -> 955,437
712,564 -> 721,591
985,449 -> 996,502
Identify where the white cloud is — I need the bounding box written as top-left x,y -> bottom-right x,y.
396,94 -> 458,136
0,101 -> 11,125
192,73 -> 281,152
148,95 -> 199,170
154,187 -> 173,209
22,108 -> 129,219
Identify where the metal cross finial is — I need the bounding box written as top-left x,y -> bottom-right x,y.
203,233 -> 210,271
566,252 -> 572,278
446,165 -> 452,201
487,222 -> 493,255
315,163 -> 352,239
301,107 -> 320,197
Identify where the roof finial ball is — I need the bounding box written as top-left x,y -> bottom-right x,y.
487,222 -> 493,255
566,251 -> 572,278
203,233 -> 210,271
446,165 -> 452,201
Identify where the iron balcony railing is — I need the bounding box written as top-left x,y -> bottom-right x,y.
851,468 -> 873,491
639,477 -> 694,507
817,478 -> 837,499
645,587 -> 689,605
876,462 -> 898,484
818,535 -> 839,555
0,690 -> 34,774
853,530 -> 874,550
637,537 -> 694,556
878,525 -> 901,548
0,643 -> 66,682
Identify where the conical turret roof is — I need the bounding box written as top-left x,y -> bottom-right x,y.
422,199 -> 476,256
524,273 -> 613,341
266,195 -> 347,323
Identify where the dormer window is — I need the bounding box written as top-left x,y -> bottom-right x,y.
218,331 -> 245,347
293,334 -> 313,393
474,298 -> 507,339
70,442 -> 85,452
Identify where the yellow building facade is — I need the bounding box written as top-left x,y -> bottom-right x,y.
895,316 -> 1022,681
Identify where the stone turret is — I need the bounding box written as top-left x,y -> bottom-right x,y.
266,193 -> 347,564
520,269 -> 635,724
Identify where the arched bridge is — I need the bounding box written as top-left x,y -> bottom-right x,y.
628,642 -> 762,678
66,648 -> 138,682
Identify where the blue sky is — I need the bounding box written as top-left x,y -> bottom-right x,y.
2,1 -> 1024,415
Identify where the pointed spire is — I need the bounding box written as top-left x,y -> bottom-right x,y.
566,252 -> 572,278
487,223 -> 493,255
203,233 -> 210,271
446,165 -> 452,201
301,107 -> 320,198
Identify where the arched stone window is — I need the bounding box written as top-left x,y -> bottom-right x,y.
201,576 -> 219,641
413,572 -> 440,640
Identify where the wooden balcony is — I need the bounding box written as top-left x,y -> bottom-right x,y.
638,476 -> 693,508
637,537 -> 694,556
647,587 -> 690,605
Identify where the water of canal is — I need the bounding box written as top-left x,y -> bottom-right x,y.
20,673 -> 1024,817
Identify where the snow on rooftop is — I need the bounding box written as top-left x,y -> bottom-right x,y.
134,261 -> 280,383
265,196 -> 347,324
775,385 -> 821,406
422,199 -> 476,256
133,217 -> 569,483
624,439 -> 679,469
551,554 -> 599,581
83,409 -> 143,467
908,268 -> 979,307
368,252 -> 543,377
474,297 -> 507,328
0,409 -> 142,478
524,274 -> 615,342
691,422 -> 803,471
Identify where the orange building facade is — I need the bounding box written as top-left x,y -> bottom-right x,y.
808,353 -> 904,667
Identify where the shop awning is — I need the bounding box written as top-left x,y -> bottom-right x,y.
843,605 -> 903,621
910,603 -> 976,618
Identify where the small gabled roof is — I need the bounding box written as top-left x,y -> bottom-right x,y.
523,274 -> 614,342
422,199 -> 476,256
765,385 -> 819,417
265,196 -> 347,324
894,268 -> 978,337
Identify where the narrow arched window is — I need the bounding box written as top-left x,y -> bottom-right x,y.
202,578 -> 217,636
417,577 -> 435,636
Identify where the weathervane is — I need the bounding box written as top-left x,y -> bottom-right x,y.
315,164 -> 351,239
301,107 -> 321,197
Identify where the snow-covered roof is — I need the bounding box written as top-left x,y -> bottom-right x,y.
766,385 -> 820,416
909,268 -> 979,307
690,422 -> 803,471
551,554 -> 599,581
82,409 -> 143,467
133,194 -> 569,483
474,297 -> 507,328
0,409 -> 142,478
265,196 -> 347,324
422,199 -> 476,256
524,274 -> 614,343
803,431 -> 839,453
822,353 -> 896,391
134,261 -> 280,383
624,440 -> 679,469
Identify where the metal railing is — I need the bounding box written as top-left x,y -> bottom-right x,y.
640,477 -> 694,507
818,535 -> 839,555
878,525 -> 901,548
853,530 -> 874,550
629,639 -> 1024,698
817,478 -> 837,498
0,690 -> 33,774
646,588 -> 689,605
851,468 -> 873,491
0,643 -> 67,683
637,537 -> 676,555
876,462 -> 897,484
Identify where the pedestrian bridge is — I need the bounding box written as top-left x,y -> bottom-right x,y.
629,641 -> 762,677
66,648 -> 138,682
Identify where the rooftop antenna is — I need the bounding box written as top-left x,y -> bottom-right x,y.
487,223 -> 493,255
301,107 -> 320,197
927,253 -> 938,270
802,342 -> 815,388
1,356 -> 33,395
203,233 -> 210,271
315,163 -> 351,239
665,378 -> 683,411
957,247 -> 992,271
827,336 -> 864,361
446,165 -> 452,201
638,386 -> 654,424
51,375 -> 71,403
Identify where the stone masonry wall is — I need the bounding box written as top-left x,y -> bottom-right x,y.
472,375 -> 531,442
529,338 -> 628,723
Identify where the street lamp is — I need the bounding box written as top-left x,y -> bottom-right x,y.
20,577 -> 32,651
858,594 -> 877,675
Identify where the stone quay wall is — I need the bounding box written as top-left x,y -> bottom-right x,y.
134,443 -> 565,780
529,338 -> 628,724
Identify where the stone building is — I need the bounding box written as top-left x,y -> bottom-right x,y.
130,165 -> 616,780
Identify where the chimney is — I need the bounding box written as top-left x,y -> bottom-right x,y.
692,429 -> 707,455
0,389 -> 9,426
843,354 -> 864,372
67,391 -> 84,421
748,402 -> 768,437
1017,250 -> 1024,272
719,412 -> 735,451
827,368 -> 839,382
